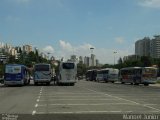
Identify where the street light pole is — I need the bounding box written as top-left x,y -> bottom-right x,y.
90,47 -> 94,54
113,51 -> 117,66
47,52 -> 51,60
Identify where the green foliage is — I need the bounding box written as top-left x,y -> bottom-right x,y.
0,64 -> 5,78
157,80 -> 160,84
77,63 -> 87,76
114,56 -> 159,70
7,51 -> 48,67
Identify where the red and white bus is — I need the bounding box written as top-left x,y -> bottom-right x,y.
119,67 -> 158,86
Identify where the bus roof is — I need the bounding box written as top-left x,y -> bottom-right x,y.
101,68 -> 119,71
6,64 -> 26,67
121,67 -> 157,70
87,69 -> 97,72
120,67 -> 141,70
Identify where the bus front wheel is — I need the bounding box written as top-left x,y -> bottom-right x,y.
34,82 -> 38,86
71,83 -> 75,86
144,83 -> 149,86
46,82 -> 50,86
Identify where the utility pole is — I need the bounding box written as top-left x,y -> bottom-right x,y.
113,51 -> 117,66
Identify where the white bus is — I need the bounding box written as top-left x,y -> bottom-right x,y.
96,68 -> 119,83
57,62 -> 77,86
119,67 -> 158,86
33,63 -> 52,85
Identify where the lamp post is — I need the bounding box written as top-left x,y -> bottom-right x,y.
47,52 -> 51,60
113,51 -> 117,66
90,47 -> 94,54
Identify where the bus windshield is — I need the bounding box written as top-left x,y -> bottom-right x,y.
62,63 -> 74,69
35,65 -> 50,71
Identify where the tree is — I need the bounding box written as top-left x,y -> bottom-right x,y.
140,56 -> 152,67
77,63 -> 87,76
118,57 -> 123,64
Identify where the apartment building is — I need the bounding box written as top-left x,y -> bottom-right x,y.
135,37 -> 150,57
150,35 -> 160,58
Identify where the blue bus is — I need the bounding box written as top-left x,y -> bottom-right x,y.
4,64 -> 30,86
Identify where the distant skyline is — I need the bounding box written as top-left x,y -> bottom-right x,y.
0,0 -> 160,64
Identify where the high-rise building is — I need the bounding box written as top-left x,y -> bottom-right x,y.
135,37 -> 150,57
91,54 -> 96,66
0,42 -> 4,48
15,46 -> 22,53
150,35 -> 160,58
79,56 -> 83,64
84,56 -> 92,67
23,45 -> 32,54
123,55 -> 140,62
96,59 -> 99,66
0,53 -> 8,64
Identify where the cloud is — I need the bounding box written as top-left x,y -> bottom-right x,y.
115,37 -> 125,44
43,45 -> 55,53
139,0 -> 160,8
59,40 -> 73,52
55,40 -> 132,64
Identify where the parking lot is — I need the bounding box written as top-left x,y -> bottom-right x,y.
0,80 -> 160,120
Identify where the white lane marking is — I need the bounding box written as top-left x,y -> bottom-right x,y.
32,87 -> 43,115
35,104 -> 38,107
38,96 -> 41,99
37,103 -> 137,107
144,104 -> 157,106
36,111 -> 133,114
37,99 -> 40,102
39,96 -> 109,98
40,93 -> 103,95
32,110 -> 36,115
39,99 -> 118,101
81,87 -> 160,112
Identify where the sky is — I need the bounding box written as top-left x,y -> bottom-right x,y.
0,0 -> 160,64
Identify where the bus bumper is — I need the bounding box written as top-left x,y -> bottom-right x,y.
58,80 -> 76,83
34,79 -> 51,83
4,80 -> 24,85
142,80 -> 157,84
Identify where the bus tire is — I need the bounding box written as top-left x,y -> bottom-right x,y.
71,83 -> 75,86
57,82 -> 61,86
134,83 -> 139,85
111,81 -> 114,83
28,80 -> 30,85
121,82 -> 124,84
144,83 -> 149,86
34,82 -> 38,86
46,82 -> 50,86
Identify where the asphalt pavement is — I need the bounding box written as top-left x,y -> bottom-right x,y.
0,80 -> 160,120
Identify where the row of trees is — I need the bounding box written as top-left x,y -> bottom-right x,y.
7,51 -> 48,67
